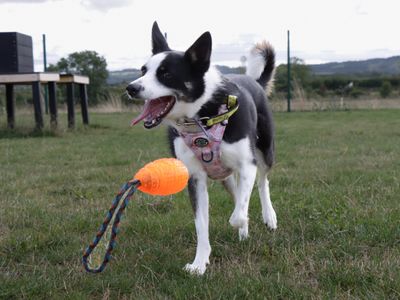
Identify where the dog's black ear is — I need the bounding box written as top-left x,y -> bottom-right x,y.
152,21 -> 170,55
184,32 -> 212,74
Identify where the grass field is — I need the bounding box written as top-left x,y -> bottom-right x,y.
1,110 -> 399,299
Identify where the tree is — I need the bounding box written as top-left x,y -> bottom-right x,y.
48,51 -> 108,104
274,57 -> 311,93
380,81 -> 392,98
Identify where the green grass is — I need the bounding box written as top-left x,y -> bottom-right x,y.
1,110 -> 399,299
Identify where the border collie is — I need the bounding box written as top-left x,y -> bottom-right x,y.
126,22 -> 277,275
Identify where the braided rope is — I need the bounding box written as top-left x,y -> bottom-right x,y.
82,179 -> 140,273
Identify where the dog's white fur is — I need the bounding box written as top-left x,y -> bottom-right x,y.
128,35 -> 277,275
173,132 -> 276,274
167,67 -> 223,120
131,54 -> 171,100
130,60 -> 224,123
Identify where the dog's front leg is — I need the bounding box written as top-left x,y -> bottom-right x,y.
229,163 -> 257,240
184,174 -> 211,275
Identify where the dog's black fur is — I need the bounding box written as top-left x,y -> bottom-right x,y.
126,22 -> 277,275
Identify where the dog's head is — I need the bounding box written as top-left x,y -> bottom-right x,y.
127,22 -> 215,129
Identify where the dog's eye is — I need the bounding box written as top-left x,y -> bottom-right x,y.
158,66 -> 172,80
141,66 -> 147,76
163,72 -> 172,79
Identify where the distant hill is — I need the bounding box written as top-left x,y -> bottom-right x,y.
107,56 -> 400,84
107,65 -> 245,85
107,68 -> 141,85
215,65 -> 245,75
309,56 -> 400,76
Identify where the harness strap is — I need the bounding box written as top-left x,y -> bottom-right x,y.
180,122 -> 231,180
205,95 -> 238,127
179,95 -> 239,180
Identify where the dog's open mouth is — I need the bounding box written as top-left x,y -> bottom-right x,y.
131,96 -> 176,129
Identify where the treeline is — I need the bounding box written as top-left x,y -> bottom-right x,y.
274,58 -> 400,99
1,52 -> 399,110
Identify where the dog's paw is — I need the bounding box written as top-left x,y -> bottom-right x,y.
238,226 -> 249,241
184,263 -> 207,275
264,209 -> 277,230
229,212 -> 247,229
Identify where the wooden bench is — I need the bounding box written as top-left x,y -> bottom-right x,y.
58,74 -> 90,128
0,73 -> 59,129
0,72 -> 90,129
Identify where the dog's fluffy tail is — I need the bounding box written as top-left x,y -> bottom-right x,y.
246,41 -> 275,95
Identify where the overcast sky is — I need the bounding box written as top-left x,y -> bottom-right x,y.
1,0 -> 399,71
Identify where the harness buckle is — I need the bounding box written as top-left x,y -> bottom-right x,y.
194,137 -> 209,148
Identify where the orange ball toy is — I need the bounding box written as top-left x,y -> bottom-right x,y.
132,158 -> 189,196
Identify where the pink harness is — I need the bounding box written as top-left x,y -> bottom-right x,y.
179,100 -> 237,180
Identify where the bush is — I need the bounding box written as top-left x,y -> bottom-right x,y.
349,88 -> 363,98
380,81 -> 392,98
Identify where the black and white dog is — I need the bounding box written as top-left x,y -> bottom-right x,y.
126,22 -> 277,275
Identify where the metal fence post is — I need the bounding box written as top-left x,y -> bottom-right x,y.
287,30 -> 291,113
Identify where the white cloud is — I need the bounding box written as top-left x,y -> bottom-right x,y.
0,0 -> 399,70
80,0 -> 133,12
0,0 -> 60,3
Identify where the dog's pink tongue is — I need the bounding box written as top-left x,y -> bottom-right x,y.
131,100 -> 152,126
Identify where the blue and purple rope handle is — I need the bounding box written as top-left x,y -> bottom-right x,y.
82,179 -> 141,273
82,158 -> 190,273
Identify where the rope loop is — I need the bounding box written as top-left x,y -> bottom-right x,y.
82,179 -> 140,273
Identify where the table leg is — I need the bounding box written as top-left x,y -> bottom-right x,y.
66,83 -> 75,128
6,84 -> 15,129
48,81 -> 57,129
79,84 -> 89,125
32,81 -> 43,130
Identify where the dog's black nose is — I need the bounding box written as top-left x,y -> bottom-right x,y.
126,83 -> 142,98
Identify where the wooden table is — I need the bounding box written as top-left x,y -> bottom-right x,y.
0,73 -> 59,129
0,72 -> 90,129
58,74 -> 90,128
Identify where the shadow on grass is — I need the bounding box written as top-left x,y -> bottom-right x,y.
0,127 -> 61,139
0,123 -> 111,139
86,124 -> 111,130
